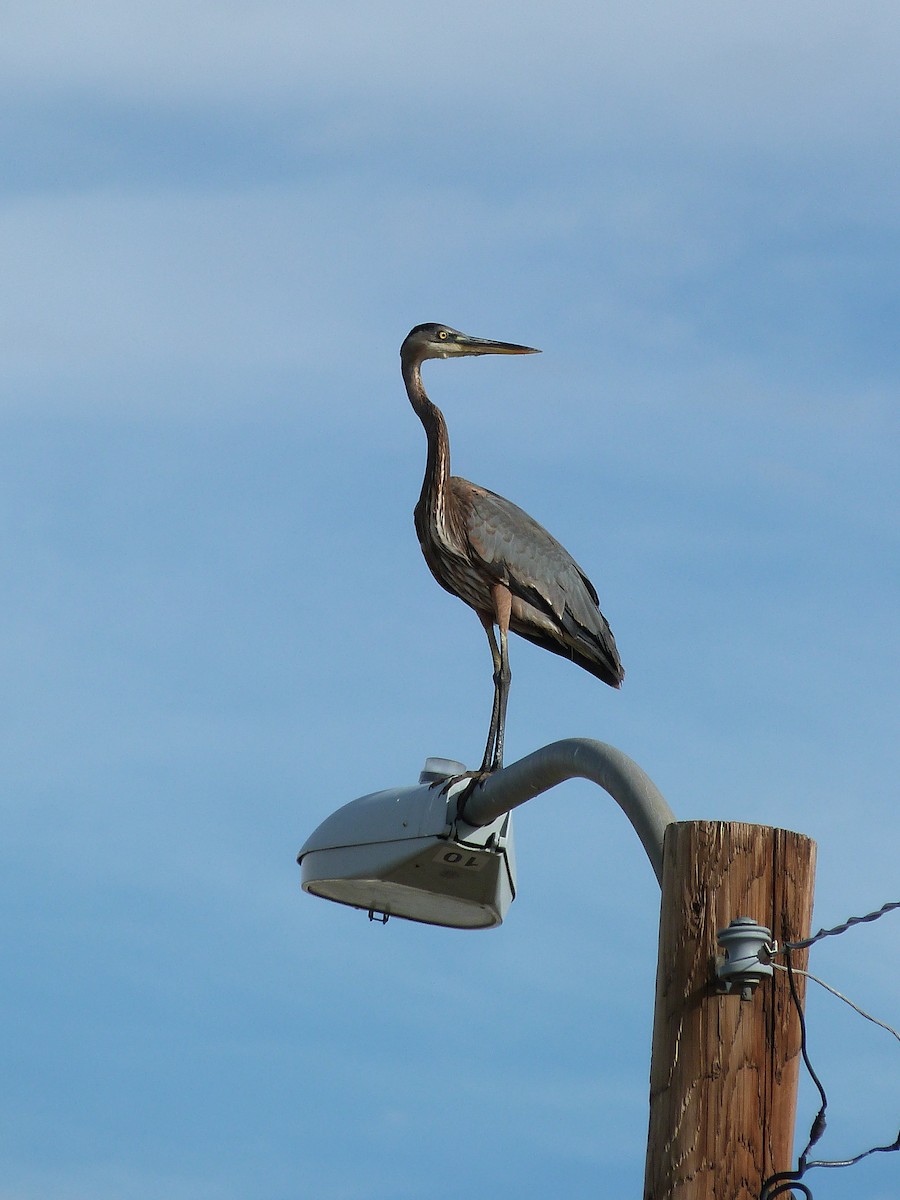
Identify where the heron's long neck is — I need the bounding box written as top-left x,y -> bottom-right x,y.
403,357 -> 452,528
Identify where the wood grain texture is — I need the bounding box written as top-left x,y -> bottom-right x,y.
643,821 -> 816,1199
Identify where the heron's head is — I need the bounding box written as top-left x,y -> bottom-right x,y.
401,323 -> 540,365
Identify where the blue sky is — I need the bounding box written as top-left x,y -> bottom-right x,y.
2,3 -> 898,1197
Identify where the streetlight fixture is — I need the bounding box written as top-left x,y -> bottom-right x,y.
298,757 -> 516,929
298,740 -> 676,929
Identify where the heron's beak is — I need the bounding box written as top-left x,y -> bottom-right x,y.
456,333 -> 540,356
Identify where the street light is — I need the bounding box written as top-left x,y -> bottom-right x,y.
298,740 -> 676,929
298,757 -> 516,929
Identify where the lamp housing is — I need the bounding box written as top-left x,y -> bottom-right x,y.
298,760 -> 516,929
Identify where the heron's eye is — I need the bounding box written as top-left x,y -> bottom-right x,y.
438,330 -> 449,340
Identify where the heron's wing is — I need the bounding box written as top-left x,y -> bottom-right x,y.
454,478 -> 623,685
456,481 -> 593,612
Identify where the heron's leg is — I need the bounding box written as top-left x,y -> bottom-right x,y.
474,586 -> 513,774
492,625 -> 512,770
477,613 -> 503,774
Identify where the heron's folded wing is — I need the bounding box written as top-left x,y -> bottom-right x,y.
458,481 -> 601,621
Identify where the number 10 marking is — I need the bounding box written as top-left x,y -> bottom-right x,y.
433,846 -> 488,871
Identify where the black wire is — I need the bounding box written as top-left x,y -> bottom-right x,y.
760,938 -> 900,1198
761,1181 -> 814,1200
759,947 -> 828,1200
784,900 -> 900,951
785,949 -> 828,1166
806,1128 -> 900,1170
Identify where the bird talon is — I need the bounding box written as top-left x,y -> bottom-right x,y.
428,769 -> 494,799
456,769 -> 498,802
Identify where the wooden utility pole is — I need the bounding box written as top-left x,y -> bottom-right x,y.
643,820 -> 817,1200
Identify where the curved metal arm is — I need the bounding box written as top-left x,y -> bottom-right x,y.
458,739 -> 676,886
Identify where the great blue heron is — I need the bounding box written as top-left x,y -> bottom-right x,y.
401,322 -> 623,775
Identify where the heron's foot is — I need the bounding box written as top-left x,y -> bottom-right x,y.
456,770 -> 492,810
429,768 -> 497,799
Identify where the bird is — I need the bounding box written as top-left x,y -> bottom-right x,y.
401,322 -> 623,776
